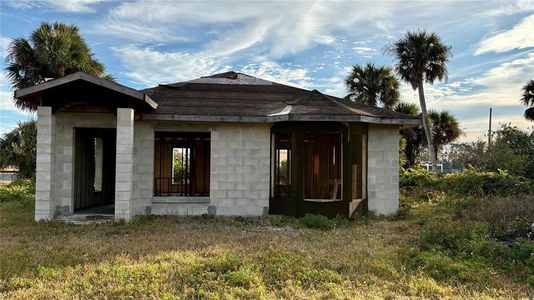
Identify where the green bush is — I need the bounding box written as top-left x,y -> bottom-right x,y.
400,168 -> 534,196
442,169 -> 534,195
0,179 -> 34,203
399,168 -> 439,188
300,214 -> 333,230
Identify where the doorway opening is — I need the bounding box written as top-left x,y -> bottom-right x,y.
73,128 -> 116,215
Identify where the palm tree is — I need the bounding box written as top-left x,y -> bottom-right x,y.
345,63 -> 400,109
428,110 -> 463,161
521,79 -> 534,121
5,22 -> 112,111
391,30 -> 451,172
394,101 -> 424,167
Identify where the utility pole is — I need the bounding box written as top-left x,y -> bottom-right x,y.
488,107 -> 492,150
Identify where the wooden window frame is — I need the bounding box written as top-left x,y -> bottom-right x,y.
154,132 -> 210,197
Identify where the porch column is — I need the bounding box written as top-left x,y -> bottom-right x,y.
35,106 -> 55,221
115,108 -> 134,220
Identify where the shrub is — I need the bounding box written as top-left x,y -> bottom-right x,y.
300,214 -> 333,230
399,168 -> 439,188
0,179 -> 34,203
458,194 -> 534,234
442,169 -> 534,195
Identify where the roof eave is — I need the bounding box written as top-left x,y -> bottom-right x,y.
141,113 -> 422,125
14,72 -> 158,111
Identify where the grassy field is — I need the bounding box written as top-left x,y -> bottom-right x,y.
0,174 -> 533,299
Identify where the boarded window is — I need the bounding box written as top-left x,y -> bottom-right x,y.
154,132 -> 210,197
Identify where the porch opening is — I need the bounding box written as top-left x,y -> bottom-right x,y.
73,128 -> 116,214
269,122 -> 367,218
154,132 -> 210,197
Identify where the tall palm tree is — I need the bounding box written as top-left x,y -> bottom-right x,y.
5,22 -> 112,111
428,110 -> 463,161
394,101 -> 424,167
345,63 -> 400,109
521,79 -> 534,121
391,30 -> 451,172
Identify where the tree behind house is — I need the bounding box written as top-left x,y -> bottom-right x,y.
448,124 -> 534,179
521,79 -> 534,121
0,121 -> 37,178
345,63 -> 400,109
394,101 -> 424,168
391,30 -> 452,172
5,21 -> 112,111
428,110 -> 463,161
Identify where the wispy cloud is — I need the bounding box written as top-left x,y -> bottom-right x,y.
4,0 -> 107,13
112,45 -> 231,87
398,51 -> 534,140
98,1 -> 395,57
113,45 -> 312,89
476,14 -> 534,54
483,0 -> 534,16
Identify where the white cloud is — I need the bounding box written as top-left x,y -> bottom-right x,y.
476,14 -> 534,54
98,1 -> 394,57
0,36 -> 11,59
484,0 -> 534,16
5,0 -> 106,13
112,45 -> 231,87
397,52 -> 534,141
113,45 -> 313,89
240,60 -> 312,89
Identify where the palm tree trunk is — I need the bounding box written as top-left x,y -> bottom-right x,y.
418,79 -> 438,172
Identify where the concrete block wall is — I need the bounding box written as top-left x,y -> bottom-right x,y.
367,124 -> 400,216
115,108 -> 135,220
39,111 -> 272,220
35,107 -> 55,221
149,122 -> 271,217
132,121 -> 154,215
210,124 -> 271,216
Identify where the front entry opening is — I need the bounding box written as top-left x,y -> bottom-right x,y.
73,128 -> 116,214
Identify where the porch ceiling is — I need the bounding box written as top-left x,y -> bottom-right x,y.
14,72 -> 157,113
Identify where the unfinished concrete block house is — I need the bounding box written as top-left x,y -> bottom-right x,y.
15,71 -> 419,221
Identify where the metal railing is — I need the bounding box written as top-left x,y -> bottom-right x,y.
153,177 -> 209,197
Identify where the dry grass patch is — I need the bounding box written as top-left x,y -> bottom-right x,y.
0,180 -> 532,299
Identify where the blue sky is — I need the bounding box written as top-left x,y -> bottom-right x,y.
1,0 -> 533,141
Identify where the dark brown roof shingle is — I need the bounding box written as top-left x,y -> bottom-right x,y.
143,72 -> 419,124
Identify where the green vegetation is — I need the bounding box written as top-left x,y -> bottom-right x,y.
391,30 -> 452,172
0,121 -> 36,178
1,173 -> 533,299
344,63 -> 400,109
6,22 -> 112,111
399,169 -> 534,291
447,124 -> 534,179
522,79 -> 534,121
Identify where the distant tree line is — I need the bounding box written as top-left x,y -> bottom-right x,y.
446,124 -> 534,179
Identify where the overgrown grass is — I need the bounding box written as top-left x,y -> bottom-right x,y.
0,174 -> 533,299
399,168 -> 534,292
